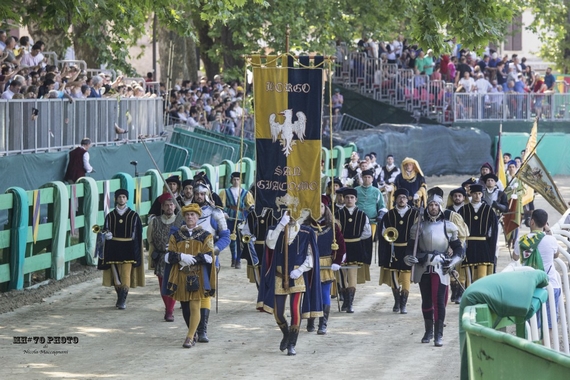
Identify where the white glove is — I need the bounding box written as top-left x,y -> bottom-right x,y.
331,263 -> 341,271
104,232 -> 113,240
413,193 -> 420,200
180,253 -> 196,266
404,255 -> 419,266
204,254 -> 213,264
290,269 -> 303,279
279,213 -> 290,227
384,185 -> 393,192
511,194 -> 518,200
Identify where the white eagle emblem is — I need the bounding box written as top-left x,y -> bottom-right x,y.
269,109 -> 307,157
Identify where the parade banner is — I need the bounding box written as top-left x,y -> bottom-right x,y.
253,55 -> 323,220
517,153 -> 567,215
521,119 -> 537,206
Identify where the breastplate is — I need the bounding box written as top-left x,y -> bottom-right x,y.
419,221 -> 449,252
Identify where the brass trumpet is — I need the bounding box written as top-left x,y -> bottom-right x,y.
92,225 -> 108,234
241,234 -> 253,244
383,227 -> 399,243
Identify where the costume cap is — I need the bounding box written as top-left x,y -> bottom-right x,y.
115,189 -> 128,199
181,203 -> 202,217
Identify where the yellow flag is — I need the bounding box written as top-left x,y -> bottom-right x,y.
521,119 -> 537,205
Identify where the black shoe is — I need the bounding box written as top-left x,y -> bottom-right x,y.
197,308 -> 210,343
182,337 -> 195,348
234,260 -> 241,269
421,319 -> 434,343
317,305 -> 330,335
278,323 -> 289,352
399,290 -> 409,314
287,326 -> 299,356
306,318 -> 315,332
346,287 -> 355,313
391,288 -> 400,313
434,320 -> 444,347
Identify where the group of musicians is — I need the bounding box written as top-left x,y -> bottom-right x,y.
96,155 -> 513,353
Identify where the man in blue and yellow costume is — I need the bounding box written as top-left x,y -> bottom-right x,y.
98,189 -> 144,310
257,211 -> 322,356
219,171 -> 255,269
163,203 -> 216,349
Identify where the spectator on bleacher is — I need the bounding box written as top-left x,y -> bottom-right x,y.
0,30 -> 7,52
18,36 -> 31,54
1,79 -> 21,99
544,67 -> 555,91
524,65 -> 535,90
431,63 -> 442,81
477,54 -> 489,76
3,36 -> 24,67
488,80 -> 502,118
145,72 -> 154,83
458,70 -> 475,93
407,49 -> 416,70
474,73 -> 491,94
393,34 -> 404,58
386,44 -> 397,63
447,56 -> 457,83
25,85 -> 38,99
424,49 -> 435,77
89,75 -> 104,98
332,88 -> 344,112
495,61 -> 507,90
532,73 -> 547,118
455,56 -> 471,86
415,50 -> 426,74
396,51 -> 407,68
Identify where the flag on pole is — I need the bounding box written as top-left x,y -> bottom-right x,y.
495,124 -> 507,188
252,55 -> 324,220
103,180 -> 111,216
521,118 -> 538,206
517,153 -> 567,215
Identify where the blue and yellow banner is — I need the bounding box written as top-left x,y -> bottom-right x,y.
253,55 -> 324,220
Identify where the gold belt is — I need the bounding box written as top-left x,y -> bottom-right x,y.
255,240 -> 265,245
112,237 -> 133,242
344,238 -> 361,243
467,237 -> 486,241
393,243 -> 407,247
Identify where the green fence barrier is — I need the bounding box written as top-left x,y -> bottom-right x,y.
0,143 -> 356,291
174,124 -> 255,160
170,127 -> 239,166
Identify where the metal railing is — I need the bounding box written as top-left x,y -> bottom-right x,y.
452,93 -> 570,121
0,98 -> 165,155
333,53 -> 570,123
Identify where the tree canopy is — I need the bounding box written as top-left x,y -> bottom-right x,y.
4,1 -> 570,76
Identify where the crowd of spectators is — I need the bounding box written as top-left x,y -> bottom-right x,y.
337,34 -> 559,119
165,76 -> 252,138
1,30 -> 252,137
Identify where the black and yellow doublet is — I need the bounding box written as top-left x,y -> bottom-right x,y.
458,203 -> 498,268
378,207 -> 419,272
335,207 -> 367,264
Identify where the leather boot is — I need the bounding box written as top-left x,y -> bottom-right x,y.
231,258 -> 235,268
234,259 -> 241,269
340,289 -> 348,312
346,287 -> 355,313
455,285 -> 464,305
434,320 -> 444,347
196,308 -> 210,343
339,287 -> 345,302
421,319 -> 433,343
391,288 -> 400,313
287,326 -> 299,356
278,322 -> 289,352
450,282 -> 458,303
399,290 -> 409,314
114,287 -> 120,308
117,287 -> 128,310
306,318 -> 315,332
317,305 -> 330,335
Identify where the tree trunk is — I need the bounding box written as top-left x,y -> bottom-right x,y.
158,27 -> 198,89
72,23 -> 101,69
221,24 -> 245,78
192,12 -> 219,80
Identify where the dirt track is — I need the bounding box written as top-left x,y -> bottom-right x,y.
1,175 -> 569,380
